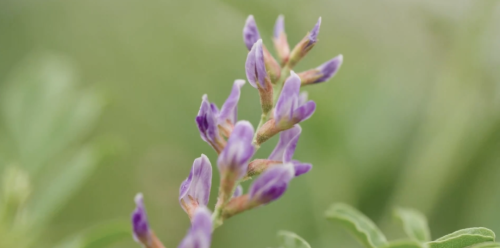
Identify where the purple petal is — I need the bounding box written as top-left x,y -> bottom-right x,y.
233,185 -> 243,198
275,71 -> 301,124
219,80 -> 245,125
249,164 -> 295,204
298,92 -> 308,106
178,206 -> 213,248
292,160 -> 312,176
307,17 -> 321,48
196,95 -> 219,144
243,15 -> 261,51
217,121 -> 255,179
244,39 -> 267,88
179,155 -> 212,212
132,193 -> 150,243
292,100 -> 316,123
268,125 -> 302,162
274,15 -> 285,39
315,55 -> 343,83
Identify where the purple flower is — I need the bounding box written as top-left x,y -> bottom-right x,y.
243,15 -> 261,51
306,17 -> 321,49
298,55 -> 343,85
178,206 -> 213,248
288,17 -> 322,68
249,163 -> 295,205
196,95 -> 224,152
273,15 -> 285,39
196,80 -> 245,152
269,125 -> 312,176
245,39 -> 267,89
274,71 -> 316,128
179,154 -> 212,217
217,121 -> 255,179
218,80 -> 245,133
132,193 -> 151,245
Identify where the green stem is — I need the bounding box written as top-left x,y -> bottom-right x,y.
252,113 -> 268,147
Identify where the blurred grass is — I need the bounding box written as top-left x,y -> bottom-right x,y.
0,0 -> 499,248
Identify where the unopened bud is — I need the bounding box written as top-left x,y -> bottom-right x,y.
288,17 -> 321,68
273,15 -> 290,65
298,55 -> 343,85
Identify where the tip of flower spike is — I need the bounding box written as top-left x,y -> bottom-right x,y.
308,17 -> 322,44
243,15 -> 261,50
316,54 -> 343,83
274,15 -> 285,38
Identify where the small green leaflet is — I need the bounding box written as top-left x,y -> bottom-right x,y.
427,227 -> 495,248
325,203 -> 387,248
278,231 -> 311,248
394,207 -> 431,242
468,242 -> 500,248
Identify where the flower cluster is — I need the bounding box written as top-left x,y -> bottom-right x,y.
131,14 -> 342,248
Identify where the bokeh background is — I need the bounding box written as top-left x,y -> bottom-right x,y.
1,0 -> 500,247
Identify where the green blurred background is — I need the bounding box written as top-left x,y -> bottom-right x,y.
1,0 -> 500,247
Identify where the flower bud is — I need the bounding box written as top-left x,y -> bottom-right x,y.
178,206 -> 213,248
243,15 -> 261,51
217,121 -> 255,203
179,154 -> 212,219
273,15 -> 290,65
298,55 -> 343,85
288,17 -> 321,68
196,95 -> 226,153
246,40 -> 274,114
218,80 -> 245,137
132,193 -> 152,246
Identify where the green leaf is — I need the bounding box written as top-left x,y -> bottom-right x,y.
380,240 -> 424,248
325,203 -> 387,248
427,228 -> 495,248
31,146 -> 100,226
394,207 -> 431,242
277,231 -> 311,248
53,221 -> 130,248
468,242 -> 500,248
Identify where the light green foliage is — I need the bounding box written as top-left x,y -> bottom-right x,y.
325,203 -> 387,248
394,207 -> 431,242
277,231 -> 311,248
379,240 -> 424,248
427,228 -> 495,248
468,242 -> 500,248
53,221 -> 130,248
0,55 -> 125,248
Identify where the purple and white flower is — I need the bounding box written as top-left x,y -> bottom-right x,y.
245,39 -> 268,89
179,154 -> 212,218
288,17 -> 322,68
132,193 -> 151,246
243,15 -> 261,51
274,71 -> 316,128
178,206 -> 213,248
269,125 -> 312,176
196,80 -> 245,152
218,121 -> 255,180
298,55 -> 343,85
249,163 -> 295,205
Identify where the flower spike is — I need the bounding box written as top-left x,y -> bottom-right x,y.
178,206 -> 213,248
179,155 -> 212,219
298,55 -> 343,85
